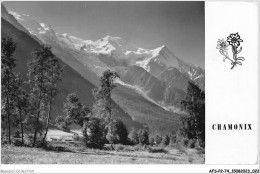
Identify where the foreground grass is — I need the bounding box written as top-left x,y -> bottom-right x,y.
1,145 -> 204,164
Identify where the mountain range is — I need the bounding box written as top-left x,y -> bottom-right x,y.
1,4 -> 204,136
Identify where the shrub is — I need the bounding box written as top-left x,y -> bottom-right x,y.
20,134 -> 44,147
198,138 -> 205,148
106,119 -> 128,145
113,144 -> 133,151
188,156 -> 194,163
116,145 -> 125,151
174,129 -> 183,142
175,143 -> 187,154
14,131 -> 21,138
181,137 -> 189,147
23,134 -> 34,147
138,129 -> 149,145
1,136 -> 9,145
55,116 -> 71,132
43,142 -> 68,152
72,133 -> 82,142
188,139 -> 196,148
149,136 -> 155,146
155,135 -> 162,145
128,128 -> 139,145
170,135 -> 177,145
196,147 -> 205,155
82,117 -> 105,148
147,147 -> 168,154
133,144 -> 146,151
12,138 -> 23,146
162,135 -> 170,146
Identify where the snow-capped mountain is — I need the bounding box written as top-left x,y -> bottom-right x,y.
9,10 -> 205,111
1,9 -> 145,132
1,6 -> 28,34
14,14 -> 59,46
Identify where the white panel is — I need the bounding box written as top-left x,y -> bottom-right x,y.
205,1 -> 259,164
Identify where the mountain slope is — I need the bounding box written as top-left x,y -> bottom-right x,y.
122,65 -> 185,107
1,4 -> 28,34
1,18 -> 143,130
4,10 -> 204,109
1,4 -> 41,44
1,17 -> 179,135
112,84 -> 181,135
2,8 -> 207,135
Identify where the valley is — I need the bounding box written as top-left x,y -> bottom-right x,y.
1,4 -> 205,136
1,2 -> 205,166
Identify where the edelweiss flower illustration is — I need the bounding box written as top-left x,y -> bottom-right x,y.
227,33 -> 243,48
216,39 -> 229,62
216,33 -> 245,70
216,39 -> 228,50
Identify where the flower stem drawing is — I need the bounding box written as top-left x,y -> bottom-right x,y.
217,33 -> 245,70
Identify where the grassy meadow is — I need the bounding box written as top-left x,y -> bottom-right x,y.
1,127 -> 204,164
1,144 -> 204,164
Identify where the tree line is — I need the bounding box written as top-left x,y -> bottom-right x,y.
1,37 -> 205,149
1,37 -> 131,148
1,37 -> 62,146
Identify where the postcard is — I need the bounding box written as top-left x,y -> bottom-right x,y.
1,1 -> 259,173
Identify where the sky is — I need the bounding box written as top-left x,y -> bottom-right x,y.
4,1 -> 205,68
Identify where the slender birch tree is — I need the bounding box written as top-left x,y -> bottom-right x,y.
1,37 -> 17,144
28,45 -> 62,146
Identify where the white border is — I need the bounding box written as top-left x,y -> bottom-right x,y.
1,164 -> 259,174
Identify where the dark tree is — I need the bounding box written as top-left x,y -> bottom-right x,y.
82,117 -> 105,148
42,50 -> 63,145
162,135 -> 170,146
1,37 -> 17,144
180,81 -> 205,146
138,129 -> 149,145
28,45 -> 61,145
92,70 -> 119,122
91,70 -> 119,149
63,93 -> 91,127
128,128 -> 139,145
13,75 -> 30,145
155,135 -> 162,145
149,136 -> 155,146
106,119 -> 128,145
55,115 -> 71,132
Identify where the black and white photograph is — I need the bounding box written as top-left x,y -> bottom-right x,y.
1,1 -> 205,165
2,1 -> 260,173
